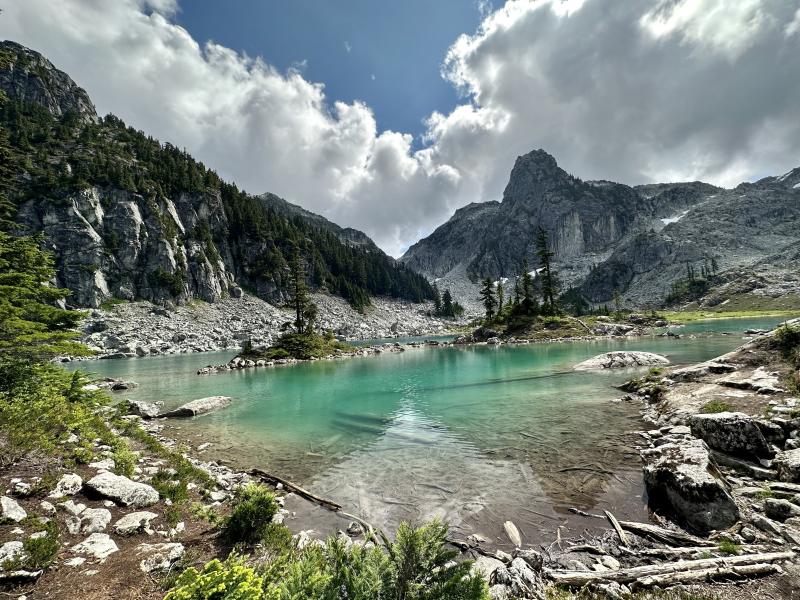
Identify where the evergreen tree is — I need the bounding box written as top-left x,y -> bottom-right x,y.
479,277 -> 497,321
520,258 -> 536,316
496,281 -> 504,314
288,244 -> 314,333
432,284 -> 442,315
711,257 -> 719,274
535,228 -> 559,315
442,289 -> 454,317
512,276 -> 522,307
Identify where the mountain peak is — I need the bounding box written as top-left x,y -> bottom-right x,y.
0,40 -> 97,122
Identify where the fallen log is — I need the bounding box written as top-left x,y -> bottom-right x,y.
637,545 -> 769,557
618,520 -> 714,547
634,562 -> 780,589
249,468 -> 341,510
604,511 -> 629,548
545,550 -> 794,586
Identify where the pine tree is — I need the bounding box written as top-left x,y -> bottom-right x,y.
711,257 -> 719,274
479,277 -> 497,321
442,289 -> 454,317
288,243 -> 313,333
535,228 -> 559,315
432,284 -> 442,315
520,258 -> 535,315
496,281 -> 504,314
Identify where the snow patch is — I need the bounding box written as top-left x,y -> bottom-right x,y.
793,182 -> 800,189
660,210 -> 689,225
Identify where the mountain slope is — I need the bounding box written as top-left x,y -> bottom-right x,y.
0,40 -> 433,309
401,149 -> 800,308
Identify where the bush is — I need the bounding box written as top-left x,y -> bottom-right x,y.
250,332 -> 352,361
223,483 -> 279,545
164,554 -> 264,600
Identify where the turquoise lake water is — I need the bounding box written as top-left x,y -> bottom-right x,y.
70,316 -> 791,545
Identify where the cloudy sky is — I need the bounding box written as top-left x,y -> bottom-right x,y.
3,0 -> 800,256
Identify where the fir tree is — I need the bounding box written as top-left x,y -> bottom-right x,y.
442,288 -> 454,317
432,284 -> 442,315
535,228 -> 559,315
288,243 -> 314,333
479,277 -> 497,321
496,281 -> 504,314
520,258 -> 536,316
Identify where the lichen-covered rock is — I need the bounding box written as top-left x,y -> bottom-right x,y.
688,412 -> 773,458
574,351 -> 669,371
85,472 -> 159,508
127,400 -> 161,419
641,438 -> 739,533
48,473 -> 82,498
160,396 -> 231,418
71,533 -> 119,560
1,496 -> 27,523
80,508 -> 112,534
775,448 -> 800,483
137,542 -> 184,573
764,498 -> 800,522
114,511 -> 158,535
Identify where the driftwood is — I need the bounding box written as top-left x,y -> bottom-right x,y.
637,545 -> 769,557
567,543 -> 608,555
618,520 -> 714,547
635,563 -> 780,589
504,521 -> 522,547
545,550 -> 794,586
249,468 -> 341,510
604,511 -> 629,548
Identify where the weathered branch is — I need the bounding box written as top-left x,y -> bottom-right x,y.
618,520 -> 714,547
634,563 -> 780,589
545,550 -> 794,586
604,511 -> 629,548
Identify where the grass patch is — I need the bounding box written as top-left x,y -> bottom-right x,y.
662,309 -> 800,323
757,486 -> 774,500
2,521 -> 60,571
99,297 -> 128,310
718,539 -> 741,555
700,400 -> 733,414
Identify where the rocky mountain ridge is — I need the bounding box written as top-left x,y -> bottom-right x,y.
401,149 -> 800,308
0,40 -> 433,310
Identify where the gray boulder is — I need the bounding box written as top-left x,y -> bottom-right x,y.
137,542 -> 185,573
114,511 -> 158,535
160,396 -> 231,418
71,533 -> 119,560
688,412 -> 773,458
127,400 -> 161,419
574,351 -> 669,371
48,473 -> 82,497
775,448 -> 800,483
764,498 -> 800,522
85,472 -> 159,508
642,438 -> 739,533
80,508 -> 112,534
1,496 -> 27,522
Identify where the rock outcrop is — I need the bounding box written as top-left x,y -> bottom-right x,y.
641,437 -> 740,533
574,351 -> 669,371
688,412 -> 773,459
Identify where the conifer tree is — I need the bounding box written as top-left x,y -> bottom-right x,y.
535,228 -> 559,315
432,284 -> 442,315
520,258 -> 535,315
442,288 -> 454,317
479,277 -> 497,321
496,281 -> 504,314
288,243 -> 314,333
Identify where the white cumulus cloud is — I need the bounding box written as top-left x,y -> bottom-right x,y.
2,0 -> 800,256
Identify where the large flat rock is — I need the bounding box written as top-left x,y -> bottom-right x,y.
85,472 -> 159,508
574,351 -> 669,371
642,437 -> 739,534
159,395 -> 231,418
689,411 -> 773,458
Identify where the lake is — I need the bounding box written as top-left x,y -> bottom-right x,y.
70,316 -> 790,547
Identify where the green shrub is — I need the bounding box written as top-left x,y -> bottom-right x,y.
24,521 -> 60,569
223,483 -> 279,545
164,554 -> 264,600
251,332 -> 352,361
700,400 -> 732,414
111,441 -> 136,478
774,324 -> 800,361
718,539 -> 741,555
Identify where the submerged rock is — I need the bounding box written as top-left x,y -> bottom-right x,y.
159,396 -> 231,418
641,438 -> 739,533
85,472 -> 159,508
574,351 -> 669,371
689,412 -> 773,458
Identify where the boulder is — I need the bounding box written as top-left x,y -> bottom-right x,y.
80,508 -> 112,533
71,533 -> 119,560
85,472 -> 159,508
688,412 -> 773,458
48,473 -> 82,497
137,542 -> 185,573
574,351 -> 669,371
764,498 -> 800,522
114,511 -> 158,535
159,396 -> 231,418
1,496 -> 27,522
775,448 -> 800,483
471,556 -> 505,582
127,400 -> 161,419
641,438 -> 740,533
592,322 -> 635,336
0,541 -> 24,564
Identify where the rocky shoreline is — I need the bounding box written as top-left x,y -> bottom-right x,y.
73,292 -> 466,360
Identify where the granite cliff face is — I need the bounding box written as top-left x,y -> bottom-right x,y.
1,41 -> 432,309
401,149 -> 800,307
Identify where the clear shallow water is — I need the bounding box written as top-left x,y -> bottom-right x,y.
70,316 -> 789,546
